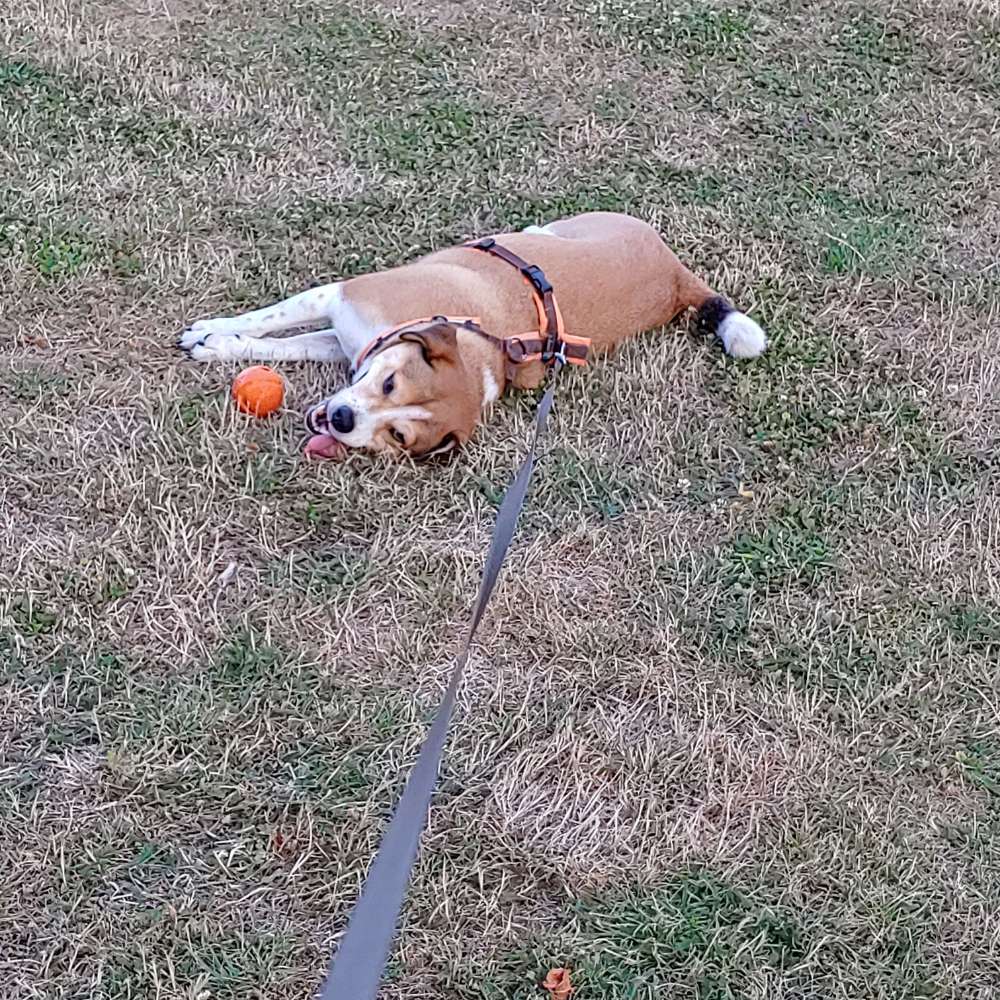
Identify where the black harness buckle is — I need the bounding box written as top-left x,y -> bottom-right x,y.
521,263 -> 553,296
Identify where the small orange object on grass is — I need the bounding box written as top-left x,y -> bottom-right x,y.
542,968 -> 573,999
232,365 -> 285,417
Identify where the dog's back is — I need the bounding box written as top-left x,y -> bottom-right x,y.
423,212 -> 709,354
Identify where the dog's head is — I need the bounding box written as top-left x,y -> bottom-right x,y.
305,319 -> 487,460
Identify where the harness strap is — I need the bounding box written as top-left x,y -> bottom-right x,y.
466,237 -> 589,366
351,315 -> 483,376
350,237 -> 590,380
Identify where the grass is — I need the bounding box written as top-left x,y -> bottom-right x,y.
470,870 -> 810,999
1,0 -> 999,997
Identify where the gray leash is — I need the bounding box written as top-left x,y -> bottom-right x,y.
318,361 -> 564,1000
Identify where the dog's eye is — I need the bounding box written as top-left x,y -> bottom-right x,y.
389,427 -> 406,446
382,374 -> 395,396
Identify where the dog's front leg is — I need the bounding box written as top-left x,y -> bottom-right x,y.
185,329 -> 347,364
179,284 -> 341,348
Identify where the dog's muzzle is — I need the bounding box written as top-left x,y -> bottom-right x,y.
305,399 -> 357,438
305,401 -> 330,435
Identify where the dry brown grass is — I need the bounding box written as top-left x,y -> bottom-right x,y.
3,0 -> 1000,997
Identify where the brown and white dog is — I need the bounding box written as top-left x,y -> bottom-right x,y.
179,212 -> 765,459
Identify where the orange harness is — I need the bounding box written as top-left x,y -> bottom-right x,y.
351,240 -> 590,379
465,238 -> 591,367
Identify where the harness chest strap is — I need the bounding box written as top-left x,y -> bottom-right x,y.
350,241 -> 590,375
466,237 -> 590,366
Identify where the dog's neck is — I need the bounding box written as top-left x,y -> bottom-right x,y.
457,326 -> 507,407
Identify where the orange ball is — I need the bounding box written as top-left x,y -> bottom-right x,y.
232,365 -> 285,417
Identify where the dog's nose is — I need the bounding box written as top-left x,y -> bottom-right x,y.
329,404 -> 355,434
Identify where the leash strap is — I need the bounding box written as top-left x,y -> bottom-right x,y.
318,362 -> 565,1000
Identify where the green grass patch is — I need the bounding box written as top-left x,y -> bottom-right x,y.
354,98 -> 545,173
2,57 -> 208,160
532,448 -> 647,522
721,515 -> 831,590
0,57 -> 75,109
171,391 -> 216,432
59,565 -> 134,606
837,12 -> 918,68
7,594 -> 59,636
473,869 -> 806,999
473,863 -> 940,996
243,453 -> 298,495
171,928 -> 298,995
943,604 -> 1000,651
246,8 -> 448,108
0,58 -> 50,91
31,233 -> 98,279
0,220 -> 144,283
660,497 -> 840,664
2,368 -> 72,401
94,923 -> 299,999
21,650 -> 128,749
569,875 -> 805,998
958,740 -> 1000,799
576,0 -> 752,64
504,160 -> 725,226
211,628 -> 287,685
712,317 -> 984,485
821,219 -> 916,275
268,548 -> 370,596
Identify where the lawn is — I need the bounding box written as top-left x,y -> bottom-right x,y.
2,0 -> 999,997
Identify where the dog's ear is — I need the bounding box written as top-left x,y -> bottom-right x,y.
399,321 -> 459,368
419,431 -> 461,461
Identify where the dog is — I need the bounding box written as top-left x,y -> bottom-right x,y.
179,212 -> 766,460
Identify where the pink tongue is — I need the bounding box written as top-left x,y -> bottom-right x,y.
304,433 -> 348,461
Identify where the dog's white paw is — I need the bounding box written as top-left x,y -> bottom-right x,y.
186,332 -> 245,361
179,317 -> 243,351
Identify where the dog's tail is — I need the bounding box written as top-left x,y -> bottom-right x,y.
696,294 -> 767,359
677,264 -> 766,358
